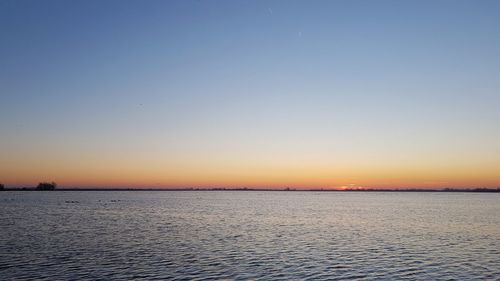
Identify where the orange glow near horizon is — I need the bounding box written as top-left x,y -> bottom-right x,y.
2,156 -> 500,189
2,105 -> 500,190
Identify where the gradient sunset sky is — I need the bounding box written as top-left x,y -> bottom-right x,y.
1,0 -> 500,189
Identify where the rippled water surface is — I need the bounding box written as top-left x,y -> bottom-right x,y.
1,191 -> 499,280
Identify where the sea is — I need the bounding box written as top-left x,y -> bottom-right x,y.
1,191 -> 499,280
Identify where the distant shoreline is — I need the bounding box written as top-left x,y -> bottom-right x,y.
2,188 -> 500,193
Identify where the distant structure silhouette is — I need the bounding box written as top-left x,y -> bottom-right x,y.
0,183 -> 4,190
36,182 -> 57,191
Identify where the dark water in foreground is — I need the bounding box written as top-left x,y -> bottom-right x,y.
1,191 -> 499,280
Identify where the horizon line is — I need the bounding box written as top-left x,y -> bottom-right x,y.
3,187 -> 500,193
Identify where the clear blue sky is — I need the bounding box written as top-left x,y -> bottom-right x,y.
1,0 -> 499,188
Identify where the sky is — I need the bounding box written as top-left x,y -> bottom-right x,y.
1,0 -> 500,189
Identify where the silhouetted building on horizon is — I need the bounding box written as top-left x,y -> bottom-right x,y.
0,183 -> 4,190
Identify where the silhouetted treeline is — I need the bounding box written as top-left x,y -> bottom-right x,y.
0,183 -> 4,190
36,182 -> 57,191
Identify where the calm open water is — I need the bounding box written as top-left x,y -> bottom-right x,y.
0,191 -> 499,280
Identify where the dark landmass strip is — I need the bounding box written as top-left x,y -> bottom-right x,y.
1,187 -> 500,192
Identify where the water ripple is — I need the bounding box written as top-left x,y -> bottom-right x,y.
1,191 -> 499,280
